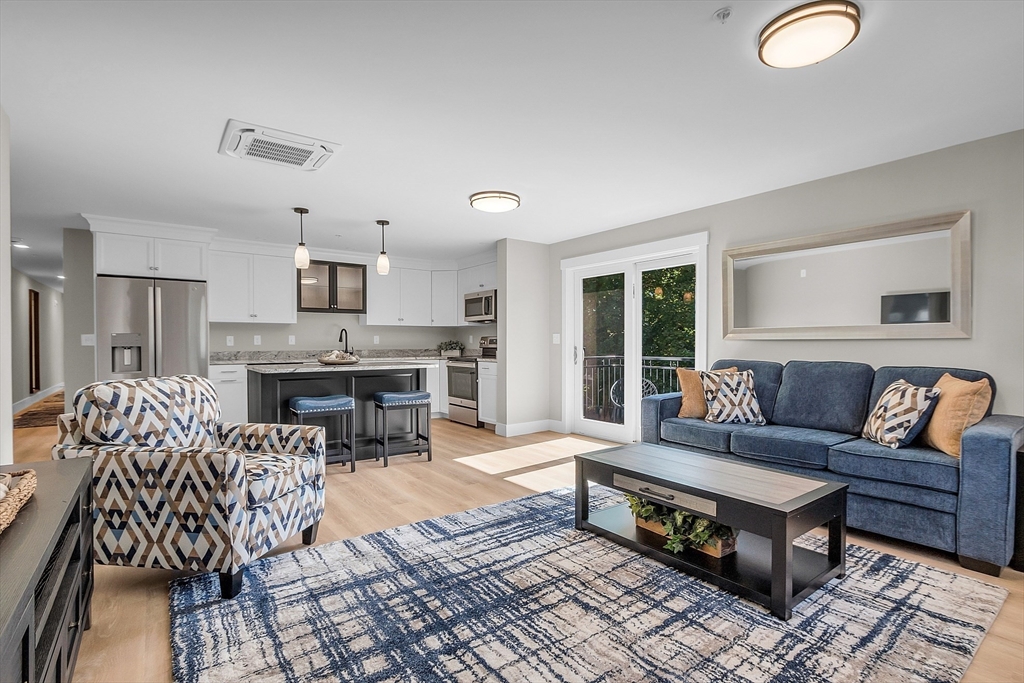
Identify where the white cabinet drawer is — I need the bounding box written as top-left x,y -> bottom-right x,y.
209,364 -> 247,379
477,360 -> 498,376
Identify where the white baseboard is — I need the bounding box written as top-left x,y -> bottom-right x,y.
12,383 -> 64,415
496,419 -> 568,437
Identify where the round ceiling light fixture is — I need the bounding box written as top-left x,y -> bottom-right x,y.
469,191 -> 520,213
759,1 -> 861,69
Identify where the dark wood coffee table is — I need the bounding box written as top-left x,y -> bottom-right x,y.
575,442 -> 847,620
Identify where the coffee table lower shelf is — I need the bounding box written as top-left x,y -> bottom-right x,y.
582,503 -> 842,617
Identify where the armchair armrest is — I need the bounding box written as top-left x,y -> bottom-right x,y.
57,412 -> 83,445
52,443 -> 251,572
957,414 -> 1024,567
641,393 -> 683,444
217,422 -> 326,457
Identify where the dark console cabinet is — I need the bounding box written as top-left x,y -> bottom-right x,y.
1,458 -> 93,683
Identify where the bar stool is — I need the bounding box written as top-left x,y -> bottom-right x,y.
288,394 -> 356,472
373,391 -> 432,467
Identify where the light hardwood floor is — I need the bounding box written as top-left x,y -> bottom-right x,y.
14,422 -> 1024,683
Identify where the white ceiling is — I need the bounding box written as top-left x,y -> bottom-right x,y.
2,0 -> 1022,292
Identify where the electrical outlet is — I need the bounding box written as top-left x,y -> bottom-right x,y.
254,335 -> 262,346
288,335 -> 296,345
552,333 -> 560,344
469,335 -> 474,344
373,336 -> 379,344
81,333 -> 96,346
226,335 -> 234,347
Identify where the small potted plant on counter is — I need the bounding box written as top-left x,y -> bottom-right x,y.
437,340 -> 465,358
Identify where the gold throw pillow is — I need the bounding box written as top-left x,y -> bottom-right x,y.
676,366 -> 736,419
921,373 -> 992,457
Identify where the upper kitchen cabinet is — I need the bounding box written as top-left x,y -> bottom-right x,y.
208,251 -> 296,323
364,267 -> 430,326
86,214 -> 216,280
430,271 -> 458,326
298,260 -> 367,314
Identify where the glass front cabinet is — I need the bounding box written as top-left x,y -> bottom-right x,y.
297,260 -> 367,313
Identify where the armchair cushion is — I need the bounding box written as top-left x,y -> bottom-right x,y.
246,453 -> 321,507
74,375 -> 220,449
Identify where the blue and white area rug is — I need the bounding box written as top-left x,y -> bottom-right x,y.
170,487 -> 1007,683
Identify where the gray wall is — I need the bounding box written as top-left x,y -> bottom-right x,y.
62,228 -> 95,412
498,239 -> 552,427
209,315 -> 495,354
548,130 -> 1024,419
738,233 -> 951,328
1,107 -> 12,462
10,269 -> 63,403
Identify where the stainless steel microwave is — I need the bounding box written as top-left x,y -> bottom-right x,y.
464,289 -> 497,323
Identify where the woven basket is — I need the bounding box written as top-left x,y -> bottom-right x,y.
0,469 -> 37,535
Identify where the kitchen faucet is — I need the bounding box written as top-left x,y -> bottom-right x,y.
338,328 -> 350,354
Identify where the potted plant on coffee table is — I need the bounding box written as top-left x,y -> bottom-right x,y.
437,340 -> 465,358
625,493 -> 737,558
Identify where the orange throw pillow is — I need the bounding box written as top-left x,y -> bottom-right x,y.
921,373 -> 992,457
676,367 -> 736,419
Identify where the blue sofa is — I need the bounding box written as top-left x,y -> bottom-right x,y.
641,359 -> 1024,576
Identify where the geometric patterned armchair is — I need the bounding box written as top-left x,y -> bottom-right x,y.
52,375 -> 326,599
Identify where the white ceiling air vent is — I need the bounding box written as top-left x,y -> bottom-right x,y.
218,119 -> 337,171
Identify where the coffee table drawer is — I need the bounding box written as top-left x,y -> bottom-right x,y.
613,473 -> 717,517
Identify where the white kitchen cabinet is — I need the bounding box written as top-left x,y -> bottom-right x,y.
430,271 -> 458,326
425,361 -> 441,415
477,360 -> 497,424
209,364 -> 248,423
94,233 -> 208,280
365,267 -> 403,325
208,251 -> 296,323
400,269 -> 432,326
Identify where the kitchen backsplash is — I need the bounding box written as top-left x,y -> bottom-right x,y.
211,348 -> 483,364
209,312 -> 495,352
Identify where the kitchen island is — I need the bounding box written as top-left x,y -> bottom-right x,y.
248,360 -> 432,462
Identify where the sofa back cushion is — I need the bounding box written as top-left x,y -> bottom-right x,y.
75,375 -> 220,448
869,366 -> 996,419
771,360 -> 875,435
711,359 -> 784,421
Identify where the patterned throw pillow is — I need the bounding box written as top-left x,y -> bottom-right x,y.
700,370 -> 766,425
862,380 -> 941,449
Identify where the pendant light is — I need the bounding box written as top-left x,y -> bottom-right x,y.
293,207 -> 310,269
758,1 -> 861,69
376,220 -> 390,275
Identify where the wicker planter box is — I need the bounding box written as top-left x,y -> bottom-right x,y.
441,350 -> 462,358
635,515 -> 737,558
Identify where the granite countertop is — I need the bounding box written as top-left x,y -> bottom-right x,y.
211,349 -> 481,366
247,359 -> 437,375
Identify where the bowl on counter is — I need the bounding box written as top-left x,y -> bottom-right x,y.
317,351 -> 360,365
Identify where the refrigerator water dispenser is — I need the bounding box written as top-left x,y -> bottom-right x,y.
110,333 -> 142,373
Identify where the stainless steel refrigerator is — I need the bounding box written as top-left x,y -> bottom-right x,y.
95,276 -> 208,381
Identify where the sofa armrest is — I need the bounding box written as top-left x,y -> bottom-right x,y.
57,412 -> 83,446
51,444 -> 252,572
216,422 -> 326,458
641,393 -> 682,444
957,414 -> 1024,567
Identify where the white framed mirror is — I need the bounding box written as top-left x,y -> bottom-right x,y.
723,211 -> 971,340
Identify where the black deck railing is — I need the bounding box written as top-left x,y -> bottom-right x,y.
582,355 -> 694,422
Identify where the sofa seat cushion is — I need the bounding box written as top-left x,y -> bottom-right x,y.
828,439 -> 959,494
245,453 -> 319,507
660,418 -> 756,453
731,425 -> 855,469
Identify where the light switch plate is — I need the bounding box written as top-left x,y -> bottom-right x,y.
254,335 -> 262,346
552,333 -> 560,344
81,333 -> 96,346
469,336 -> 474,344
288,335 -> 296,345
800,269 -> 807,278
373,336 -> 379,344
226,336 -> 234,347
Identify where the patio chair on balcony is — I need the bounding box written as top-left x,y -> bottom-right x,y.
609,378 -> 659,423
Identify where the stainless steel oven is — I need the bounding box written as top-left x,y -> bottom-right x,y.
447,359 -> 479,427
464,290 -> 497,323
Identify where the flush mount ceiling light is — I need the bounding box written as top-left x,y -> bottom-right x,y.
469,191 -> 520,213
759,1 -> 861,69
293,207 -> 310,269
376,220 -> 391,276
